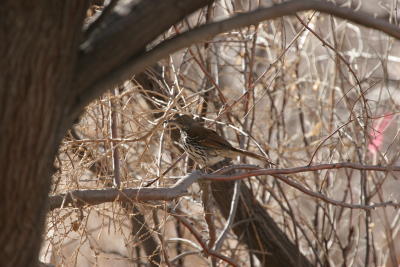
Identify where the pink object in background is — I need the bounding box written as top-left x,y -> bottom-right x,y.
368,113 -> 394,154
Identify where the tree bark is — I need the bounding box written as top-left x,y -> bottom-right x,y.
71,0 -> 213,119
0,1 -> 89,266
0,1 -> 214,265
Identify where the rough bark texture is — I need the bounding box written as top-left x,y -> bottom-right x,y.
0,1 -> 89,266
79,0 -> 213,86
0,1 -> 214,265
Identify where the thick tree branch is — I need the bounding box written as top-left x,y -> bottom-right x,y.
70,0 -> 400,121
84,0 -> 120,39
72,0 -> 211,114
49,163 -> 400,211
49,170 -> 202,210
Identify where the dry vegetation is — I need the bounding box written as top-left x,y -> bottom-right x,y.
42,1 -> 400,266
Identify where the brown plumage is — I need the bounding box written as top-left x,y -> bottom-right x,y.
168,115 -> 270,166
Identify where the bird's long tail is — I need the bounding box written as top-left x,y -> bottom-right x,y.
232,148 -> 275,166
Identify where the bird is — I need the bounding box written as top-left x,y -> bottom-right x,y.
168,114 -> 272,167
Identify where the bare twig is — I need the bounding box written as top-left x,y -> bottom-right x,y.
110,88 -> 121,188
170,209 -> 239,267
213,180 -> 241,251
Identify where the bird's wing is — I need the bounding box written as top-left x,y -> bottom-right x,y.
188,126 -> 232,148
192,126 -> 234,149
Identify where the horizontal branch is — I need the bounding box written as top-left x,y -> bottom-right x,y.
48,170 -> 202,210
72,0 -> 400,120
208,162 -> 400,180
49,162 -> 400,211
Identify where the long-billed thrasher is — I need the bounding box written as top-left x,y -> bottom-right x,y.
168,114 -> 271,167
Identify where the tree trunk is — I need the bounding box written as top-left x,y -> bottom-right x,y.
0,2 -> 88,266
209,160 -> 312,267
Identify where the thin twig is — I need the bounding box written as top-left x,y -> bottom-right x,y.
213,180 -> 241,251
170,209 -> 239,267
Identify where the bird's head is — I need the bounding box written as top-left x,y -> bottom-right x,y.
167,114 -> 197,131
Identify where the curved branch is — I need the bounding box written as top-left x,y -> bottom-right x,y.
70,0 -> 400,120
71,0 -> 212,120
